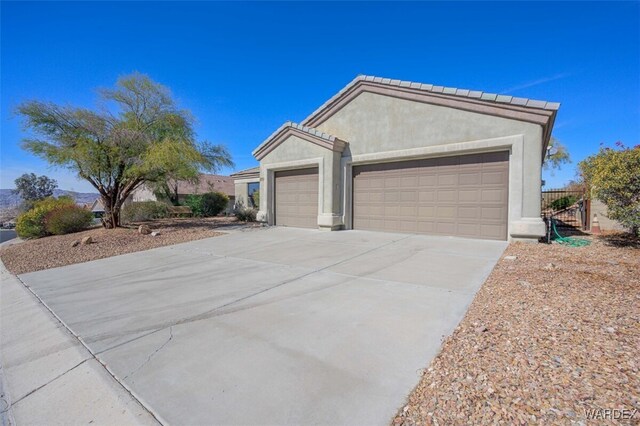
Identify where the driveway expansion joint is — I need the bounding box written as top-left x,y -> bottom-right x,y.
11,274 -> 165,425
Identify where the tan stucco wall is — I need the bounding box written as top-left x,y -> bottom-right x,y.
591,199 -> 626,232
234,178 -> 260,210
316,92 -> 544,221
258,135 -> 341,227
257,91 -> 548,239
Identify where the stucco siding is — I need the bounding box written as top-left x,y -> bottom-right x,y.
316,91 -> 544,220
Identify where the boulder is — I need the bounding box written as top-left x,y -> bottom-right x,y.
71,240 -> 80,247
81,236 -> 92,245
138,225 -> 151,235
150,231 -> 161,237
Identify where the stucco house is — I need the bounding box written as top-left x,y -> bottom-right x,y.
234,75 -> 559,241
129,174 -> 236,213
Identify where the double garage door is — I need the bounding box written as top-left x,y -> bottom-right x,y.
352,151 -> 509,240
274,152 -> 509,240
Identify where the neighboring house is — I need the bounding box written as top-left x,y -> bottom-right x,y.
129,174 -> 236,213
89,198 -> 105,218
237,75 -> 560,242
231,167 -> 260,209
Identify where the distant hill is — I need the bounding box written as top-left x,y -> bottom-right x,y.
0,188 -> 99,209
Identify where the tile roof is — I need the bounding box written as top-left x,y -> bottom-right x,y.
230,166 -> 260,179
176,174 -> 235,197
252,121 -> 346,160
301,75 -> 560,127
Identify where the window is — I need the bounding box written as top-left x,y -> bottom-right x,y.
248,182 -> 260,208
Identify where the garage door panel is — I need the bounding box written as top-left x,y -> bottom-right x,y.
275,167 -> 319,229
353,151 -> 508,240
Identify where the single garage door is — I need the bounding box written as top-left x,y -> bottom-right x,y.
275,167 -> 319,228
352,151 -> 509,240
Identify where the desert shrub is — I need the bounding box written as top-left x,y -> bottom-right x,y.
184,194 -> 204,217
44,205 -> 93,235
580,143 -> 640,235
121,201 -> 169,223
15,196 -> 76,239
185,192 -> 229,217
550,195 -> 578,211
201,192 -> 229,216
235,207 -> 257,222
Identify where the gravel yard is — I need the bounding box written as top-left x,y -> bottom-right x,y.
0,217 -> 258,275
395,234 -> 639,425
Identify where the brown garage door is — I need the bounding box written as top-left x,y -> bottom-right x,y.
352,151 -> 509,240
275,167 -> 319,228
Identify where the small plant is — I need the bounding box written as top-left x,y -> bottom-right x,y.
121,201 -> 169,223
250,190 -> 260,208
549,195 -> 578,211
15,196 -> 77,238
235,207 -> 257,222
44,205 -> 93,235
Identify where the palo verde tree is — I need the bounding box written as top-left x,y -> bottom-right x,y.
17,73 -> 233,228
544,136 -> 571,172
579,142 -> 640,235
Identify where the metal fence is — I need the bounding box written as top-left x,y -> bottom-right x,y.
541,189 -> 589,241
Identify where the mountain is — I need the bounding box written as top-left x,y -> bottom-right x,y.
0,189 -> 99,209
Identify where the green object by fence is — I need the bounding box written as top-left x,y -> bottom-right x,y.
551,218 -> 591,247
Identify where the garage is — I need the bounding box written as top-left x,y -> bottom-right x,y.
274,167 -> 319,228
352,151 -> 509,240
251,76 -> 559,240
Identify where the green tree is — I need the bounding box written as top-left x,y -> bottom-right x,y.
149,144 -> 233,205
579,142 -> 640,235
13,173 -> 58,206
544,137 -> 571,172
16,73 -> 233,228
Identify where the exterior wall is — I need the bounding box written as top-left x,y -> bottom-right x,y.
591,199 -> 626,232
257,91 -> 548,240
234,178 -> 260,210
130,185 -> 157,202
258,134 -> 341,230
317,92 -> 545,240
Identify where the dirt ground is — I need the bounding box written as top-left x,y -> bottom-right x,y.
394,233 -> 639,425
0,217 -> 260,275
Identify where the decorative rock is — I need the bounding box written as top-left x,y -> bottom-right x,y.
71,240 -> 80,247
138,225 -> 151,235
605,327 -> 616,333
81,236 -> 92,245
504,255 -> 517,261
150,231 -> 161,237
543,262 -> 557,270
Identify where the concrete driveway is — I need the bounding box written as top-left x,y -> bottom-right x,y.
19,227 -> 506,425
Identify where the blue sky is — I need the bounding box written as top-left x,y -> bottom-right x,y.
1,1 -> 639,192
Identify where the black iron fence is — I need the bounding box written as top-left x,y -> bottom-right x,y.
541,189 -> 589,242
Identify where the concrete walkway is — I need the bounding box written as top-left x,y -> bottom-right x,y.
7,228 -> 506,425
0,259 -> 158,425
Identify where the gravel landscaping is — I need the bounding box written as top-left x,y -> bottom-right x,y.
394,234 -> 639,425
0,217 -> 259,275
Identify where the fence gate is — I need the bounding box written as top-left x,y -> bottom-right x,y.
541,189 -> 589,239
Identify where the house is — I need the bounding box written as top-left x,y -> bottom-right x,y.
234,75 -> 559,241
129,174 -> 236,213
230,167 -> 260,209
